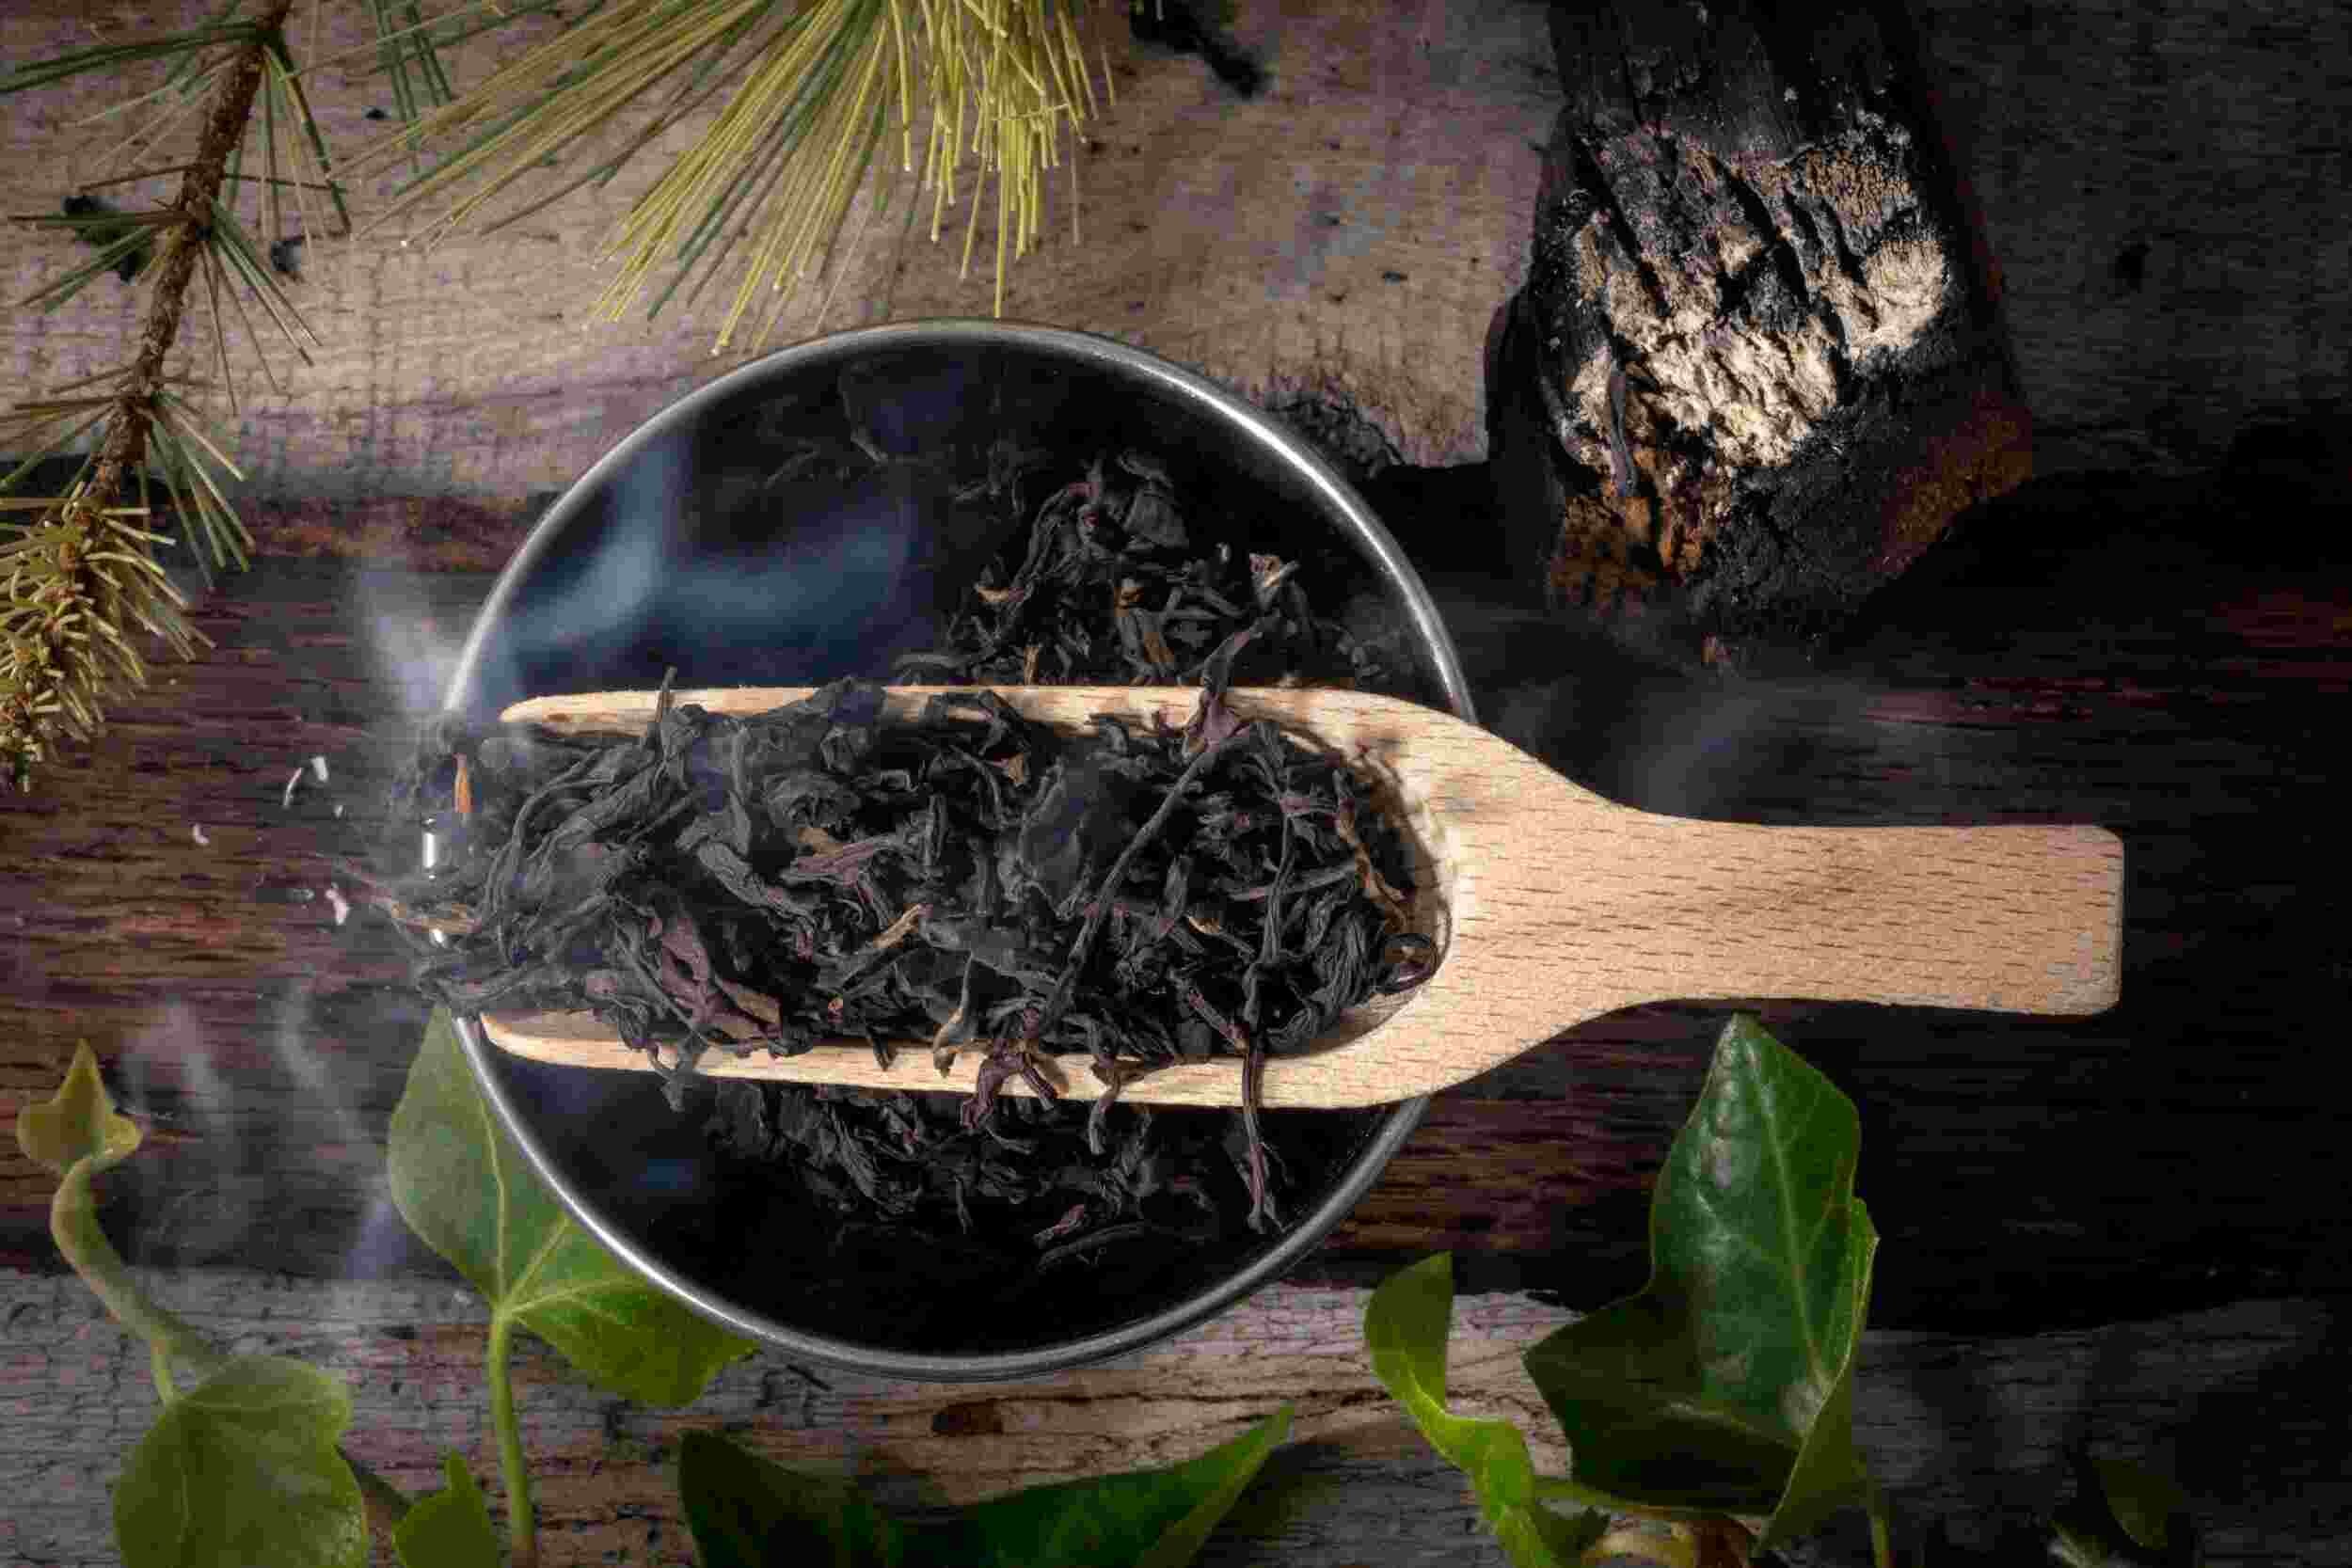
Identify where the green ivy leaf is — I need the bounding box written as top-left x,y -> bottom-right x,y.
678,1409 -> 1292,1568
17,1040 -> 141,1176
1364,1255 -> 1610,1568
678,1432 -> 905,1568
1521,1016 -> 1879,1550
391,1452 -> 502,1568
939,1405 -> 1290,1568
112,1354 -> 367,1568
2088,1456 -> 2194,1555
2049,1452 -> 2202,1567
388,1009 -> 756,1405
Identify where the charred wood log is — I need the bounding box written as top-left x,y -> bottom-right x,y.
1490,0 -> 2031,667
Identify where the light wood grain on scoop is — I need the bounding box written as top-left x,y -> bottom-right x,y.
479,686 -> 2124,1108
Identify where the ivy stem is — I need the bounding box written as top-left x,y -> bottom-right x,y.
51,1158 -> 227,1386
488,1313 -> 537,1568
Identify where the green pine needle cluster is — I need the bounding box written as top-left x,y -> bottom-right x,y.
0,490 -> 201,792
1,0 -> 1115,788
1,1 -> 302,788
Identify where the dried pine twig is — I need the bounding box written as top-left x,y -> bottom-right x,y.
1,0 -> 548,785
0,2 -> 296,787
1,0 -> 1121,784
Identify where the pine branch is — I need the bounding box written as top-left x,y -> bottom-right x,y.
2,0 -> 1123,785
0,0 -> 294,788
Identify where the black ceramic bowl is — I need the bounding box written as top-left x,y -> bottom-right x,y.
441,320 -> 1473,1380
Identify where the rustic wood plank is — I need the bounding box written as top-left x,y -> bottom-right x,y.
1906,0 -> 2352,477
4,1271 -> 2344,1566
9,0 -> 2344,507
6,455 -> 2351,1341
1379,454 -> 2352,1330
0,0 -> 1553,482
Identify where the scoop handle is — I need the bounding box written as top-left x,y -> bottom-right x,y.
1570,816 -> 2127,1016
479,686 -> 2127,1106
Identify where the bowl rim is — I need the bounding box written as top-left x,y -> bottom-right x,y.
440,317 -> 1476,1382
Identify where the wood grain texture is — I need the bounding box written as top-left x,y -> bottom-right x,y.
8,0 -> 2340,509
4,1271 -> 2345,1567
6,455 -> 2352,1340
0,0 -> 1552,485
2,6 -> 2346,1554
1909,0 -> 2352,477
481,684 -> 2122,1104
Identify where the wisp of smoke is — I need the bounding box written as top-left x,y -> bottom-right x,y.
1415,572 -> 1948,824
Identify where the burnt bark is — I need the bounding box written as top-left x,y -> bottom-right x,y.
1491,0 -> 2029,668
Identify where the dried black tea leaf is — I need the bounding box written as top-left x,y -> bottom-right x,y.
384,444 -> 1433,1272
893,449 -> 1397,693
388,637 -> 1427,1225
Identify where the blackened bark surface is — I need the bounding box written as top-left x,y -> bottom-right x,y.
1494,0 -> 2030,667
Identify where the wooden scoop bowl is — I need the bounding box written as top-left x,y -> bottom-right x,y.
478,686 -> 2124,1108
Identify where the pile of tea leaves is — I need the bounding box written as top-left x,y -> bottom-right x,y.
895,447 -> 1399,692
381,446 -> 1427,1260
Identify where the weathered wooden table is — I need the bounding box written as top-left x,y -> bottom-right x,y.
6,2 -> 2349,1563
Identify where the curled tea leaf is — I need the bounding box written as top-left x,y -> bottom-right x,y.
17,1039 -> 140,1175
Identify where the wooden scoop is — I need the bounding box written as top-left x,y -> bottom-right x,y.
478,686 -> 2124,1109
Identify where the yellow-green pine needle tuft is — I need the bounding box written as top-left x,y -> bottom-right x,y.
0,466 -> 205,791
355,0 -> 1111,349
0,0 -> 313,786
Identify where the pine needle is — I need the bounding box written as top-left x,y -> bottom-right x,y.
355,0 -> 1113,347
0,0 -> 1116,784
261,30 -> 352,235
0,1 -> 308,786
10,210 -> 176,311
205,197 -> 319,360
0,453 -> 208,786
0,21 -> 265,97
